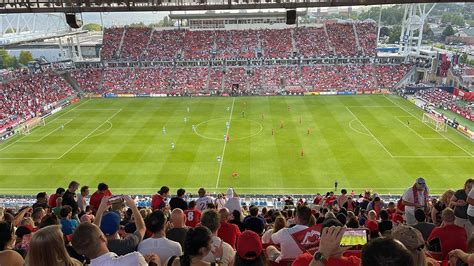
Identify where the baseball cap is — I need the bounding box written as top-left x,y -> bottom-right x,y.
100,211 -> 121,236
236,230 -> 262,260
416,177 -> 426,185
391,225 -> 425,251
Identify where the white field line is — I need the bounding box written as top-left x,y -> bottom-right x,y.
215,97 -> 236,188
0,187 -> 455,192
393,116 -> 433,140
348,119 -> 372,137
384,95 -> 473,157
345,107 -> 394,158
0,99 -> 90,153
18,119 -> 73,143
0,108 -> 122,160
89,121 -> 113,138
56,109 -> 122,160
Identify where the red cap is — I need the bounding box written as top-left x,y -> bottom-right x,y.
236,230 -> 263,260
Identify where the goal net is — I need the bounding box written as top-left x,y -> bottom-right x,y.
422,113 -> 447,132
18,117 -> 45,135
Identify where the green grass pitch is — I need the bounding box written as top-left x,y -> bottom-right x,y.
0,95 -> 472,195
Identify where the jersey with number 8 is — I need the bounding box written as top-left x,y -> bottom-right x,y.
184,209 -> 202,228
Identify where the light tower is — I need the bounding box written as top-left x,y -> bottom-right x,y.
398,3 -> 436,57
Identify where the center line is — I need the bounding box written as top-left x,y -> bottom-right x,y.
216,97 -> 236,188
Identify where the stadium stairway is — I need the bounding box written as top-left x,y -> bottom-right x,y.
117,27 -> 127,58
352,23 -> 363,55
59,71 -> 82,94
323,23 -> 336,54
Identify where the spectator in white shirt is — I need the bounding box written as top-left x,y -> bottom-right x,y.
224,188 -> 241,215
266,205 -> 312,262
402,177 -> 429,226
200,209 -> 235,266
138,210 -> 182,264
77,186 -> 89,213
72,222 -> 160,266
196,188 -> 214,212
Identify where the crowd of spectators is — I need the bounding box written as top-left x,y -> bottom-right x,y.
120,27 -> 153,61
376,64 -> 412,88
71,69 -> 103,93
100,28 -> 124,60
325,22 -> 359,57
0,71 -> 74,131
355,21 -> 377,57
294,27 -> 334,58
64,63 -> 411,96
415,88 -> 456,108
100,22 -> 378,61
1,177 -> 474,266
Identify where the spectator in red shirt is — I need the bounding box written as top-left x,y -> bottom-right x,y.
184,200 -> 201,228
48,188 -> 65,208
217,208 -> 241,249
313,193 -> 322,205
428,207 -> 467,259
151,186 -> 169,211
89,183 -> 112,212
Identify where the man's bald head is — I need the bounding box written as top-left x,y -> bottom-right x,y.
219,208 -> 230,222
171,208 -> 185,228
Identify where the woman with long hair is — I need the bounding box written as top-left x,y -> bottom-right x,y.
170,226 -> 222,266
0,221 -> 24,265
25,225 -> 82,266
431,190 -> 454,226
262,215 -> 287,244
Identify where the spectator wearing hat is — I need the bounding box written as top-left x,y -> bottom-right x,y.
235,230 -> 264,266
94,195 -> 146,256
217,208 -> 241,249
196,188 -> 214,212
138,210 -> 182,263
48,187 -> 65,208
62,181 -> 80,216
152,186 -> 170,211
72,222 -> 158,266
224,188 -> 241,215
90,183 -> 112,212
167,208 -> 188,248
391,225 -> 439,266
412,208 -> 435,241
365,210 -> 379,238
428,207 -> 467,259
169,188 -> 188,211
402,177 -> 429,225
266,205 -> 311,262
201,209 -> 235,266
184,200 -> 201,228
450,178 -> 474,237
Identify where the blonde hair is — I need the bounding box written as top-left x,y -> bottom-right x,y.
273,215 -> 287,234
440,190 -> 454,205
25,225 -> 79,266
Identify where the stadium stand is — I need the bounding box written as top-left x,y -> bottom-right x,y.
99,21 -> 381,60
0,179 -> 471,266
0,71 -> 75,131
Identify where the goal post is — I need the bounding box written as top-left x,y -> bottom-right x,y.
18,117 -> 45,135
422,113 -> 447,132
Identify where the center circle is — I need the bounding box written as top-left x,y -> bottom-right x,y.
194,118 -> 263,141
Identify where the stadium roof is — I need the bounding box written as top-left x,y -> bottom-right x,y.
0,0 -> 461,13
169,10 -> 307,19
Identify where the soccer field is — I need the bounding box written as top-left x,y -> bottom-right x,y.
0,95 -> 473,195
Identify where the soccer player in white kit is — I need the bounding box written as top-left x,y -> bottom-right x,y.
171,142 -> 175,150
